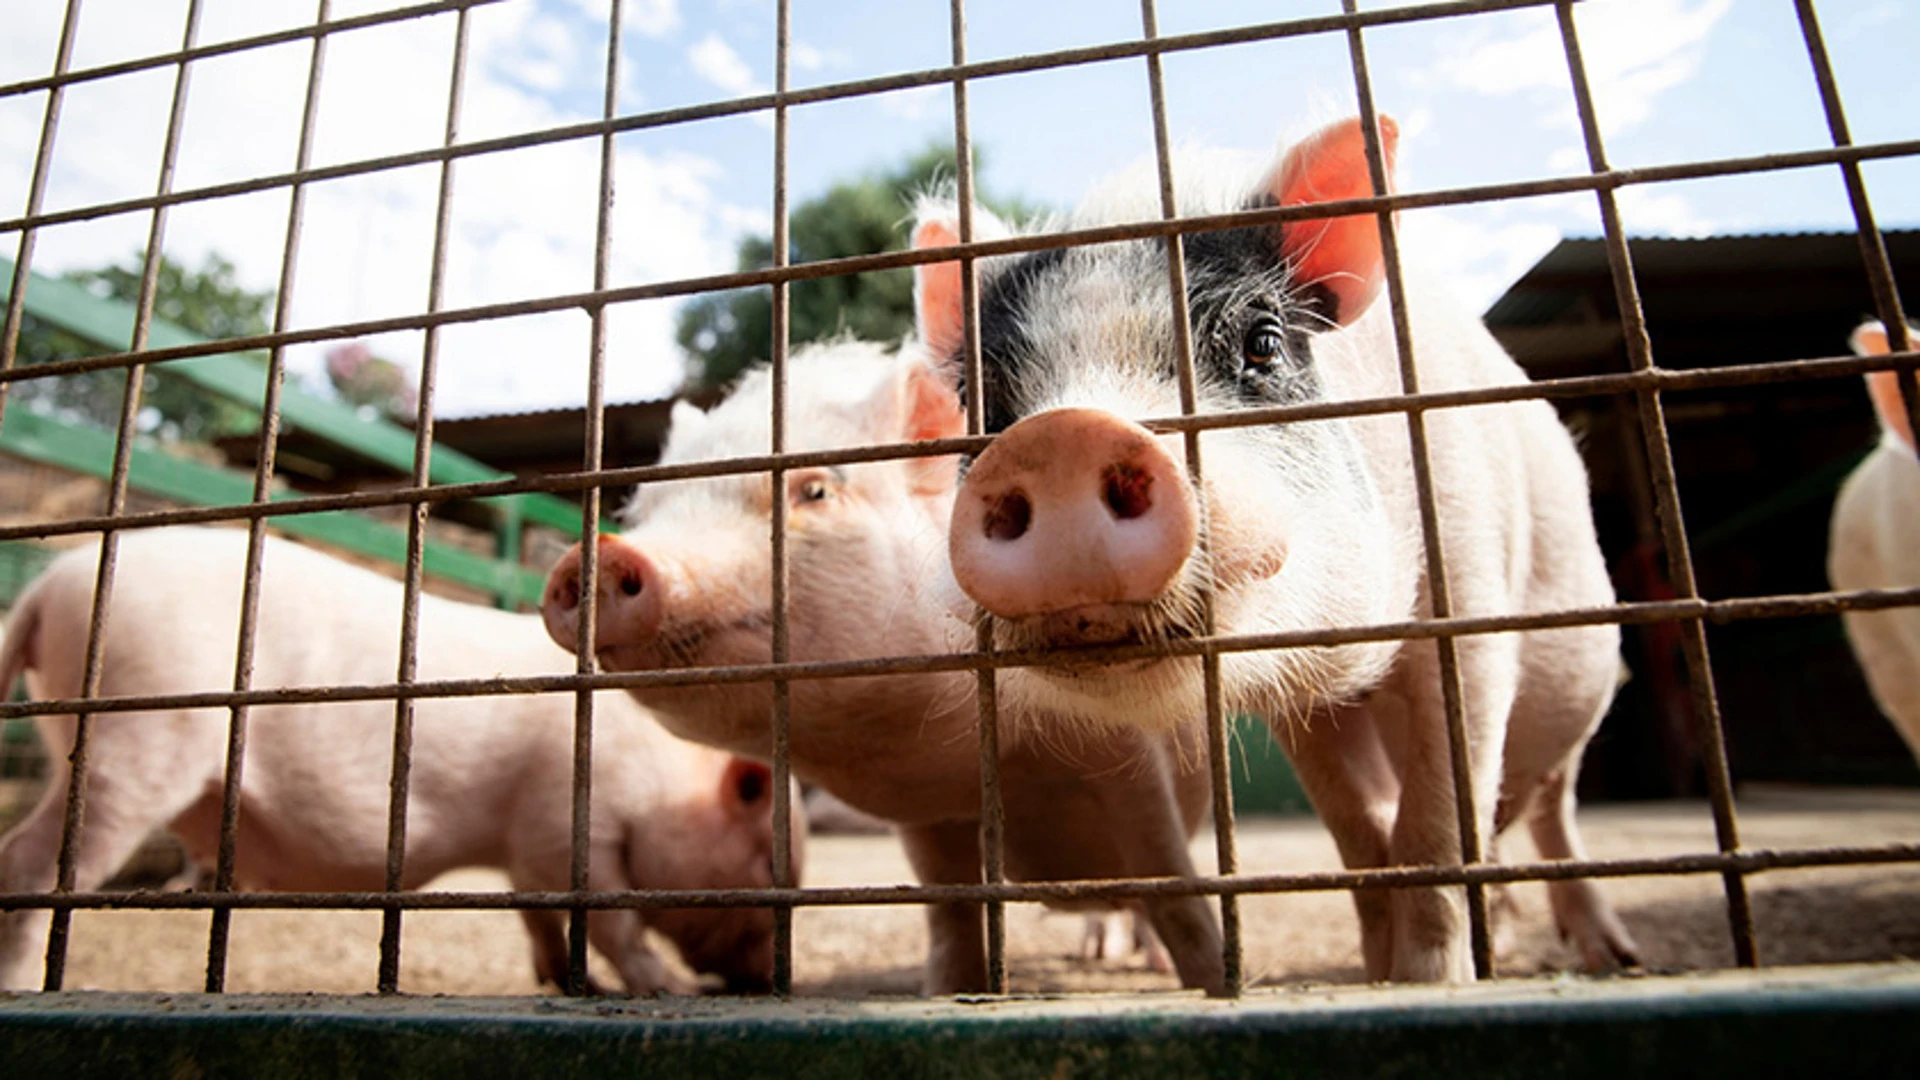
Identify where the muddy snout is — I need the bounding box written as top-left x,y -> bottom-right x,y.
950,408 -> 1198,620
542,536 -> 664,657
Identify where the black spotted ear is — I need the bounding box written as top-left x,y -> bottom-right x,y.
1264,116 -> 1398,328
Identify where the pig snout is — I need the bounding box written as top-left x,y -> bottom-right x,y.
542,537 -> 663,656
950,408 -> 1199,621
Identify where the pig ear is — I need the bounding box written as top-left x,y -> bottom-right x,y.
900,356 -> 966,496
1265,115 -> 1399,327
719,758 -> 771,820
912,217 -> 967,361
1853,321 -> 1919,453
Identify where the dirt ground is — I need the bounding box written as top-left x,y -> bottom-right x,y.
31,785 -> 1920,997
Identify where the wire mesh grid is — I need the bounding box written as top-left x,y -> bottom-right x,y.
0,0 -> 1916,1001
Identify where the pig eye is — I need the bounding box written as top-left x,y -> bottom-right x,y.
791,475 -> 833,505
1242,317 -> 1287,369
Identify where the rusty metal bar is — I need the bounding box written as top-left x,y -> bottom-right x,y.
767,0 -> 798,999
1553,0 -> 1757,968
7,584 -> 1920,727
0,0 -> 81,427
373,0 -> 469,997
7,134 -> 1920,388
42,0 -> 206,989
208,0 -> 323,993
946,0 -> 1008,999
1138,0 -> 1242,998
3,346 -> 1914,550
0,0 -> 1593,240
1345,0 -> 1493,980
557,0 -> 627,998
4,840 -> 1920,916
1792,0 -> 1920,446
0,0 -> 502,101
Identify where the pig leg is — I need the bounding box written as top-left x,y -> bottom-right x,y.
1,717 -> 212,990
506,859 -> 696,996
1112,764 -> 1226,996
516,908 -> 611,995
1524,762 -> 1641,972
898,819 -> 987,995
1276,701 -> 1400,981
1080,911 -> 1130,960
1372,637 -> 1518,983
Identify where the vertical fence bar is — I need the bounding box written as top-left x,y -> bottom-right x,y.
207,0 -> 330,992
559,0 -> 626,996
376,0 -> 469,996
766,0 -> 798,999
42,0 -> 210,991
1553,0 -> 1756,968
1341,0 -> 1493,980
0,0 -> 83,423
1137,0 -> 1242,997
1792,0 -> 1918,432
945,0 -> 1007,996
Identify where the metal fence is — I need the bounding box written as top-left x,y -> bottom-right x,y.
2,0 -> 1918,1005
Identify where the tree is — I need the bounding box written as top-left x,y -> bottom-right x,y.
8,252 -> 272,443
676,145 -> 1039,391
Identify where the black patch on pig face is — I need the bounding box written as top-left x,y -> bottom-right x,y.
959,219 -> 1324,437
1181,220 -> 1324,408
968,246 -> 1068,435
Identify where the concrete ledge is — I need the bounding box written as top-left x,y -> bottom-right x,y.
3,963 -> 1917,1078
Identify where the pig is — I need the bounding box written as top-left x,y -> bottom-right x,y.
1829,320 -> 1920,758
543,338 -> 1227,995
0,527 -> 795,994
914,116 -> 1640,982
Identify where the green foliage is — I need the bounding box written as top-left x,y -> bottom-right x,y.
10,252 -> 273,443
676,145 -> 1039,391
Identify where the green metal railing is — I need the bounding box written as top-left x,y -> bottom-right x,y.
0,255 -> 610,609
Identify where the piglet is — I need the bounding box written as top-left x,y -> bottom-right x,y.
1829,321 -> 1920,758
918,116 -> 1639,982
0,527 -> 796,994
543,340 -> 1225,995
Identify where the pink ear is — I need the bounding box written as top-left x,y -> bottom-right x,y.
1853,322 -> 1918,453
1269,116 -> 1398,326
902,360 -> 966,495
912,219 -> 966,359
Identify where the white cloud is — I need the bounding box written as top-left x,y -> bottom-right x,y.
1614,185 -> 1715,238
1400,208 -> 1568,315
2,0 -> 756,417
688,32 -> 762,97
1430,0 -> 1734,138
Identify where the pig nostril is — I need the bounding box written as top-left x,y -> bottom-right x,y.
1102,462 -> 1154,520
619,573 -> 643,598
982,490 -> 1032,542
555,578 -> 581,610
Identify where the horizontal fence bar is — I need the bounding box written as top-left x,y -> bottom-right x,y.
4,135 -> 1917,375
0,0 -> 505,100
3,842 -> 1917,914
7,585 -> 1919,723
3,346 -> 1914,547
0,0 -> 1579,238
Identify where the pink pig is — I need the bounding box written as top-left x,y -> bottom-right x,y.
920,117 -> 1639,982
0,527 -> 796,994
543,340 -> 1226,996
1829,321 -> 1920,759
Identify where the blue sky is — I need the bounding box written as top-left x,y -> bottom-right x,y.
4,0 -> 1917,417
